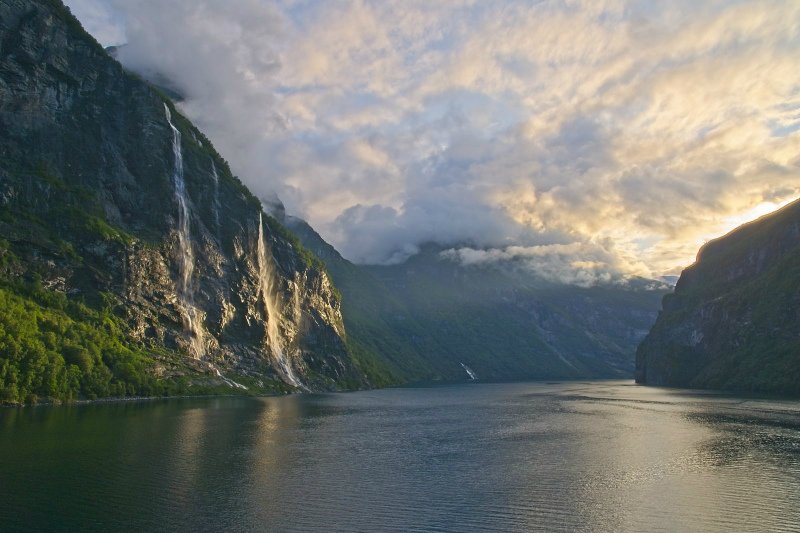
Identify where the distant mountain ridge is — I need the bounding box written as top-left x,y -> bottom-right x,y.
284,214 -> 668,383
636,198 -> 800,394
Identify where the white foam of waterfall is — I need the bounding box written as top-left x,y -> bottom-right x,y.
460,362 -> 477,380
257,212 -> 304,389
164,104 -> 205,359
208,363 -> 248,390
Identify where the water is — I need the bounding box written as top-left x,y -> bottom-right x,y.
209,363 -> 248,391
461,362 -> 477,380
1,381 -> 799,532
164,104 -> 205,359
257,212 -> 303,389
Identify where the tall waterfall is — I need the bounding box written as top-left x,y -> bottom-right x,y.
257,212 -> 303,389
164,104 -> 205,359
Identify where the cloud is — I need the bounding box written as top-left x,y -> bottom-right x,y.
66,0 -> 800,283
62,0 -> 125,45
440,242 -> 646,288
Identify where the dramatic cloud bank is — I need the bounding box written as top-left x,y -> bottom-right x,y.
66,0 -> 800,280
440,243 -> 637,288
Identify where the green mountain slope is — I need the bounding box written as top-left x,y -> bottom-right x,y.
636,198 -> 800,394
0,0 -> 375,404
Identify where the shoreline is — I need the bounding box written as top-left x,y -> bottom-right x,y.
0,390 -> 293,409
6,376 -> 799,409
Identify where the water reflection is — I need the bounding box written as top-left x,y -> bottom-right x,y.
561,383 -> 800,533
0,383 -> 799,532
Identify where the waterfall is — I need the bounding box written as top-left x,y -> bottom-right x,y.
210,161 -> 221,235
208,362 -> 248,390
257,212 -> 304,389
164,104 -> 205,359
460,362 -> 477,380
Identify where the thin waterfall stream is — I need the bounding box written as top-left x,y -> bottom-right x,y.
164,104 -> 206,359
165,106 -> 246,390
460,362 -> 477,380
257,212 -> 305,389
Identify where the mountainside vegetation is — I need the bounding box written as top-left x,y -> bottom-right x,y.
636,198 -> 800,394
0,0 -> 380,404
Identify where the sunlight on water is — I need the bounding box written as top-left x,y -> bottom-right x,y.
1,381 -> 798,532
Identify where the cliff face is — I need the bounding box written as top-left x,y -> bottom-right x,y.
0,0 -> 364,400
636,199 -> 800,394
285,215 -> 666,383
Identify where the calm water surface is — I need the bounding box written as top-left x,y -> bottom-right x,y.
1,380 -> 799,532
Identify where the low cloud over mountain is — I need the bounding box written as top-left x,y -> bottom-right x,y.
67,0 -> 800,280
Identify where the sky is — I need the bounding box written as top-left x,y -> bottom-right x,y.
64,0 -> 800,284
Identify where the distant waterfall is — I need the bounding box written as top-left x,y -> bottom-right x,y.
210,161 -> 221,235
164,104 -> 205,359
460,362 -> 477,380
257,212 -> 304,389
209,362 -> 248,390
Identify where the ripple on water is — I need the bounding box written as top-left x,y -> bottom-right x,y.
0,382 -> 799,532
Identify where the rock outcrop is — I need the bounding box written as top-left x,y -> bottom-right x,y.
636,199 -> 800,394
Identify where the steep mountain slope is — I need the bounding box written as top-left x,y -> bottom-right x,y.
636,198 -> 800,394
286,217 -> 439,383
0,0 -> 371,403
286,216 -> 667,383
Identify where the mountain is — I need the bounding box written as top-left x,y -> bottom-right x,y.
636,199 -> 800,394
0,0 -> 378,404
285,215 -> 668,383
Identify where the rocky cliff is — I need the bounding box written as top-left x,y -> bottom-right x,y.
0,0 -> 367,403
636,199 -> 800,394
